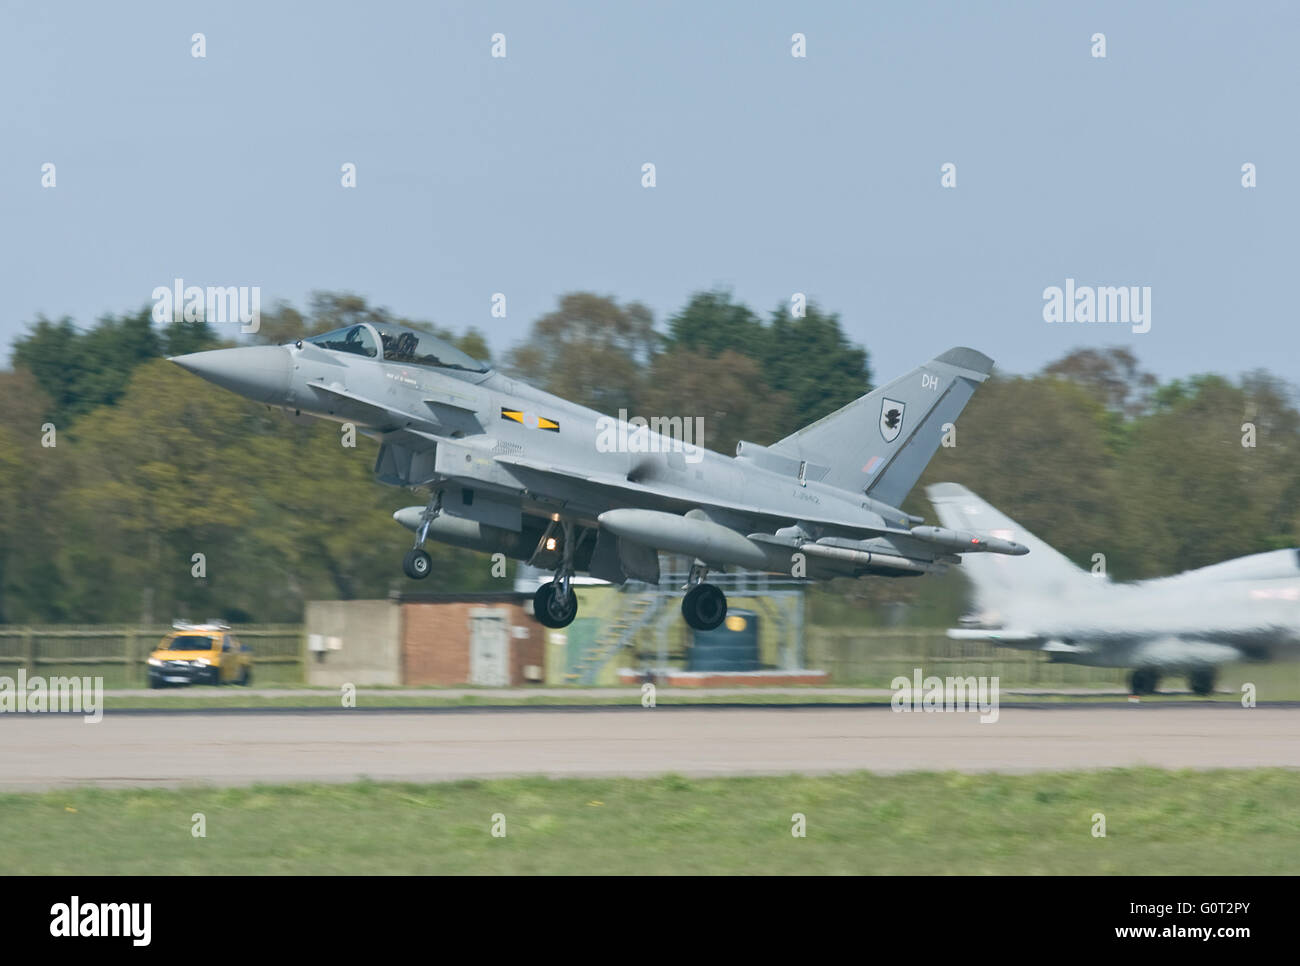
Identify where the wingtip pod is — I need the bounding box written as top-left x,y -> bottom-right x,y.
909,524 -> 1029,556
934,347 -> 995,380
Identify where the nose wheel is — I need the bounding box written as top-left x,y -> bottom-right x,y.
403,548 -> 432,579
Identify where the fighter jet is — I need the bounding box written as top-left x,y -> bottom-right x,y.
928,482 -> 1300,695
170,323 -> 1025,630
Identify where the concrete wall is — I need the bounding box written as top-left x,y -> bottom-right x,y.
304,599 -> 403,686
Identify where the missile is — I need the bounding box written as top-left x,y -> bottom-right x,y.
908,525 -> 1028,556
797,543 -> 944,575
597,508 -> 774,570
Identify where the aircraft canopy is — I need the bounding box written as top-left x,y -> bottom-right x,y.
308,323 -> 488,373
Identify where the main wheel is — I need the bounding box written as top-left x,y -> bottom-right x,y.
682,583 -> 727,631
1130,668 -> 1159,696
402,548 -> 432,579
1188,667 -> 1216,696
533,581 -> 578,629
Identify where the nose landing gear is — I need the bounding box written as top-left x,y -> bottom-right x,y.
1130,668 -> 1160,696
402,493 -> 441,579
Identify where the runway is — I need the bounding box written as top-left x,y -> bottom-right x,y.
2,704 -> 1298,791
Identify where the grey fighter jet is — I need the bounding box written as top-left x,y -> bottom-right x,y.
928,482 -> 1300,695
171,323 -> 1025,630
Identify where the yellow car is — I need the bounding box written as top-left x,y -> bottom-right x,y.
146,622 -> 252,688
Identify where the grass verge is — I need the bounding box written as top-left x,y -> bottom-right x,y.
2,768 -> 1296,874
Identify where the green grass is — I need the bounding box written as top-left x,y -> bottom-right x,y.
2,768 -> 1296,874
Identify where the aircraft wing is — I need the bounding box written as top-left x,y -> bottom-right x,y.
948,627 -> 1253,668
304,381 -> 427,432
492,453 -> 907,535
307,381 -> 484,437
949,628 -> 1124,660
947,628 -> 1053,651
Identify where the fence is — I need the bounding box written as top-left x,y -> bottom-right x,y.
807,627 -> 1130,688
0,625 -> 305,688
3,622 -> 1267,692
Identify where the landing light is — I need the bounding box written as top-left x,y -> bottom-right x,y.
545,537 -> 557,551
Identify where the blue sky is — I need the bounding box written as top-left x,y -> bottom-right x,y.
2,1 -> 1296,385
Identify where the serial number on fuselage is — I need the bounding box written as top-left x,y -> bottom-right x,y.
385,370 -> 422,389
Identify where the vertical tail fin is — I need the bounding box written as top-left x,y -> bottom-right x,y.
769,347 -> 993,505
926,482 -> 1096,616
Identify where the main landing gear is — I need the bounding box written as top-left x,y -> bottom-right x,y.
681,561 -> 727,631
1130,667 -> 1160,696
532,518 -> 579,629
402,493 -> 439,579
1187,667 -> 1217,697
533,579 -> 578,629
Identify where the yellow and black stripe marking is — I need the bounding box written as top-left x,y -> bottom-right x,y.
500,408 -> 560,432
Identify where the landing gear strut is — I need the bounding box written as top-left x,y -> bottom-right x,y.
681,561 -> 727,631
1130,667 -> 1160,696
532,518 -> 579,629
402,492 -> 440,579
1188,667 -> 1216,696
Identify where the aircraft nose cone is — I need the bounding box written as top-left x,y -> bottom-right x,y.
170,345 -> 292,403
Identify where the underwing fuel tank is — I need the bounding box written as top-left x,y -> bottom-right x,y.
597,508 -> 775,570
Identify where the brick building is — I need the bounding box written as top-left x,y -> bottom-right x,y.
305,592 -> 545,687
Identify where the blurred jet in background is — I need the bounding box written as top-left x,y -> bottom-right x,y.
171,327 -> 1025,631
928,482 -> 1300,695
